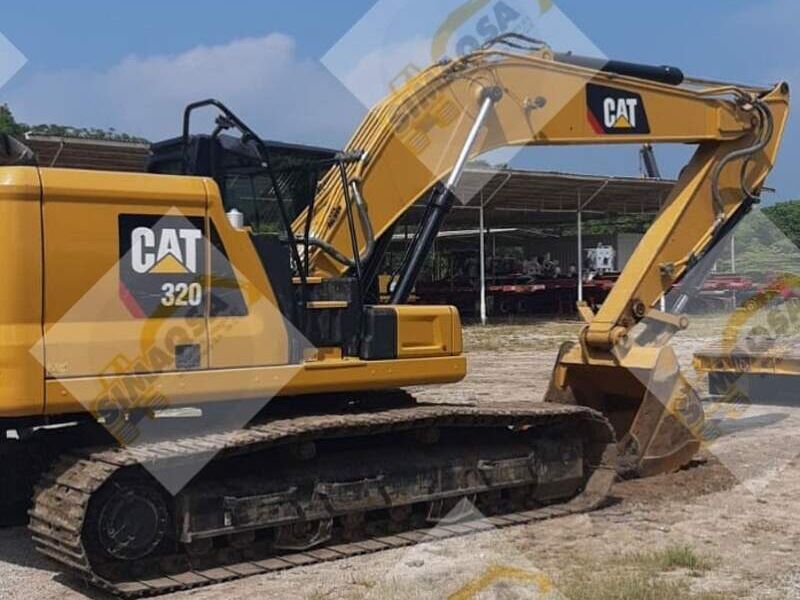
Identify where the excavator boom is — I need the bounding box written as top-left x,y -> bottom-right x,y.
293,36 -> 789,475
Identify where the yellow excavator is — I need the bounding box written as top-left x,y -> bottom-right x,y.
0,34 -> 788,596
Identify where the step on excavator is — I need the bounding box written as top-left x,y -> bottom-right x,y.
0,34 -> 788,596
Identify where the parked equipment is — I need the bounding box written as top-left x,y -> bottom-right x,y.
0,34 -> 788,595
586,244 -> 617,277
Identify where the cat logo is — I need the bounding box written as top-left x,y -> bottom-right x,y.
131,227 -> 203,274
118,214 -> 207,319
587,83 -> 651,135
604,97 -> 639,129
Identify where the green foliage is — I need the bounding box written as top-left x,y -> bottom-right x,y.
559,572 -> 724,600
637,545 -> 713,572
0,104 -> 148,143
562,213 -> 653,236
560,571 -> 727,600
25,123 -> 148,143
714,205 -> 800,276
0,104 -> 26,136
559,545 -> 725,600
763,200 -> 800,248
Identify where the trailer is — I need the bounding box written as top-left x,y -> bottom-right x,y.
695,336 -> 800,403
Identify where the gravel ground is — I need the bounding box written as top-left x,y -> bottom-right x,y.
2,316 -> 800,599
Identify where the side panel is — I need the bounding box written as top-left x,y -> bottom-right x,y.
40,169 -> 209,392
0,167 -> 44,418
205,181 -> 291,369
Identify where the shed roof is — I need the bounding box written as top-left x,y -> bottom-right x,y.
15,135 -> 677,229
403,167 -> 676,228
24,134 -> 150,172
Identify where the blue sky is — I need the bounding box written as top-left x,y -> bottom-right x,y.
1,0 -> 798,200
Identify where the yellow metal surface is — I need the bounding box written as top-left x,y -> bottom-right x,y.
0,168 -> 44,417
0,169 -> 297,418
39,169 -> 209,382
288,45 -> 787,475
272,47 -> 778,475
298,48 -> 757,280
304,347 -> 343,362
587,84 -> 789,348
204,181 -> 290,370
0,166 -> 465,419
44,355 -> 466,415
694,346 -> 800,376
294,45 -> 787,376
551,82 -> 787,473
0,45 -> 790,448
394,305 -> 462,359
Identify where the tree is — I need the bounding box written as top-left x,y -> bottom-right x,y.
0,104 -> 148,143
763,200 -> 800,248
0,104 -> 26,136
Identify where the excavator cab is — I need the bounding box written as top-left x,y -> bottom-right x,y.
148,129 -> 338,226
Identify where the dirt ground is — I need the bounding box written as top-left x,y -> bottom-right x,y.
2,316 -> 800,599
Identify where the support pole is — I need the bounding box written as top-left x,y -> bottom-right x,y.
492,231 -> 496,278
577,194 -> 584,304
730,233 -> 737,308
479,197 -> 487,325
575,179 -> 608,310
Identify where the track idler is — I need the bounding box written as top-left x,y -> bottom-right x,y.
546,341 -> 705,478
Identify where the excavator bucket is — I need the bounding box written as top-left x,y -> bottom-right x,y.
546,342 -> 705,478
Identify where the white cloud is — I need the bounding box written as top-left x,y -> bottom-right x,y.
1,34 -> 364,147
330,35 -> 432,108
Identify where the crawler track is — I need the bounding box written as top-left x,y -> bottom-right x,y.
30,399 -> 615,597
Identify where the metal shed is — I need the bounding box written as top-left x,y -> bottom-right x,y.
402,167 -> 676,322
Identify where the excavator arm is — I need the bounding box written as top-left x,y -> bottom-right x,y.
292,36 -> 789,476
